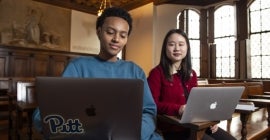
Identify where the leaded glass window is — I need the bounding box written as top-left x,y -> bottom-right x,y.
214,5 -> 236,78
178,9 -> 201,76
249,0 -> 270,78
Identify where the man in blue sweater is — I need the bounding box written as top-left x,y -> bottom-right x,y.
33,7 -> 162,140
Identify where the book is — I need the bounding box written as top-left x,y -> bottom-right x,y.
235,101 -> 257,111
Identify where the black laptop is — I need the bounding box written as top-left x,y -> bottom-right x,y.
36,77 -> 143,140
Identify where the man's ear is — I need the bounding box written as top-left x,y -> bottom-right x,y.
96,28 -> 101,39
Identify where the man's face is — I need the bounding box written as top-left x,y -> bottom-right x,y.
97,17 -> 129,61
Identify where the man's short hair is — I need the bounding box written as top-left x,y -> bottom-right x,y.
96,7 -> 133,35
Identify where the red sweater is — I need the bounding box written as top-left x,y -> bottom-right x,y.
147,65 -> 198,132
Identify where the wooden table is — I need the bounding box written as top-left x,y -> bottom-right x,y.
158,115 -> 219,140
235,107 -> 259,140
248,94 -> 270,100
240,98 -> 270,125
237,98 -> 270,140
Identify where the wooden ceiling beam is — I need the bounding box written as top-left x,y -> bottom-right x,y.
34,0 -> 98,14
154,0 -> 226,6
34,0 -> 226,15
120,0 -> 153,11
153,0 -> 175,5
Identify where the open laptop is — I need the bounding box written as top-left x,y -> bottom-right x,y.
179,86 -> 245,123
35,77 -> 143,140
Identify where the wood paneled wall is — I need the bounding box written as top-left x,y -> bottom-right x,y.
0,45 -> 93,77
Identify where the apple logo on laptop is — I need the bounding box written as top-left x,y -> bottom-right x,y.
210,101 -> 217,110
85,105 -> 96,116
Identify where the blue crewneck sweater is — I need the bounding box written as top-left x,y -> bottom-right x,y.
33,56 -> 162,140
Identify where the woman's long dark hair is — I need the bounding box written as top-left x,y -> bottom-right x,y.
159,29 -> 192,83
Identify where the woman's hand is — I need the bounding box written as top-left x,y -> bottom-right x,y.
210,124 -> 219,133
178,105 -> 186,115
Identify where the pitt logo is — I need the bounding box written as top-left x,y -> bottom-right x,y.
44,115 -> 84,134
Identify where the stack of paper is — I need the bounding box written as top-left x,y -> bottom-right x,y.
235,102 -> 257,111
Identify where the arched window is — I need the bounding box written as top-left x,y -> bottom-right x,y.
214,5 -> 236,78
249,0 -> 270,79
178,9 -> 201,76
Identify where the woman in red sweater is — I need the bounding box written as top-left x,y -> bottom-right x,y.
147,29 -> 235,140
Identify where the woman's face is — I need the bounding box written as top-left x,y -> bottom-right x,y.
97,17 -> 129,61
165,33 -> 188,63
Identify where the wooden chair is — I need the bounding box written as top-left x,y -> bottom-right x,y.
15,84 -> 39,140
7,77 -> 35,139
0,77 -> 11,136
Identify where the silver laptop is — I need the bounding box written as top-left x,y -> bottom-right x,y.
36,77 -> 143,140
179,86 -> 245,123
